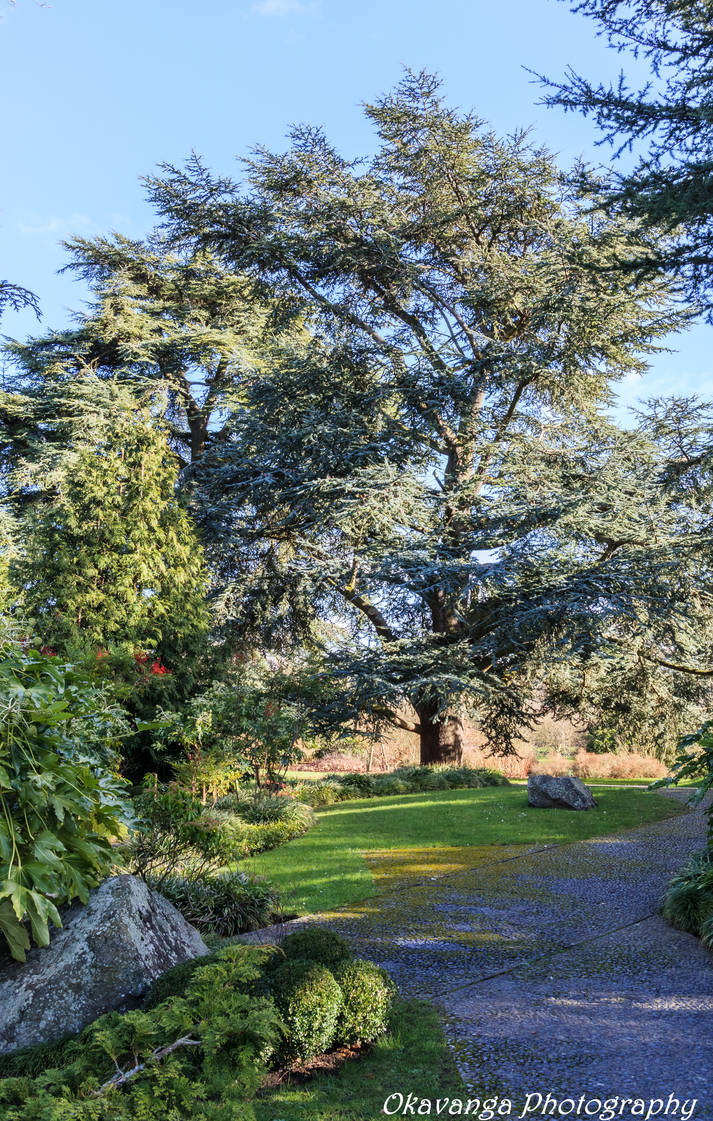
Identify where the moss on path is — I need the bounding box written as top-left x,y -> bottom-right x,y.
248,786 -> 682,914
247,796 -> 713,1118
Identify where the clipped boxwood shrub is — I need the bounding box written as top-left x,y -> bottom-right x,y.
270,959 -> 344,1061
279,927 -> 353,968
333,958 -> 397,1045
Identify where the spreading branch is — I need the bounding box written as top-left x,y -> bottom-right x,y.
91,1036 -> 202,1097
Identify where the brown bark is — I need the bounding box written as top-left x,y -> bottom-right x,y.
418,708 -> 464,766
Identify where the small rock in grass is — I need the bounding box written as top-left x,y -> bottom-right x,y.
527,774 -> 597,811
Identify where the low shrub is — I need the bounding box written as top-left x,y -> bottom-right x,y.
278,927 -> 353,968
219,814 -> 313,857
228,790 -> 289,823
573,750 -> 668,781
371,776 -> 411,795
291,780 -> 346,807
270,960 -> 344,1062
333,959 -> 396,1045
661,849 -> 713,943
0,944 -> 281,1121
530,752 -> 573,777
290,765 -> 508,807
158,870 -> 282,936
464,746 -> 538,779
227,792 -> 315,830
142,953 -> 215,1010
337,772 -> 377,797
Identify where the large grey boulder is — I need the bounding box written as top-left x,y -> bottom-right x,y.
0,874 -> 209,1054
528,773 -> 597,811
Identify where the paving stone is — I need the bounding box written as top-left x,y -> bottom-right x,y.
246,791 -> 713,1120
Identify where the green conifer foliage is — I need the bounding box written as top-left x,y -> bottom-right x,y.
3,236 -> 296,473
15,386 -> 209,691
148,73 -> 711,763
541,0 -> 713,318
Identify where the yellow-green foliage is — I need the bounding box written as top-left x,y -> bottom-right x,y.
0,945 -> 281,1121
333,959 -> 396,1046
270,960 -> 344,1062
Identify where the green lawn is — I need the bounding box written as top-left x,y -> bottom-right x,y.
254,1000 -> 465,1121
247,785 -> 683,915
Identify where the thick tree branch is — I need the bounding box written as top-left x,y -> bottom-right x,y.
373,705 -> 422,734
326,577 -> 397,643
472,378 -> 532,495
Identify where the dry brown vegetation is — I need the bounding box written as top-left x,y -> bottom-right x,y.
297,715 -> 667,781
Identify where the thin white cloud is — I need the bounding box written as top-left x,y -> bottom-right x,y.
16,212 -> 96,237
250,0 -> 318,16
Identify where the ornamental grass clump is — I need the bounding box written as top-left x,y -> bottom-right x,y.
291,780 -> 345,807
213,792 -> 316,855
158,870 -> 282,937
661,850 -> 713,944
659,719 -> 713,947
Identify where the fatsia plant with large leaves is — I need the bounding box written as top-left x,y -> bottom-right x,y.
0,645 -> 130,960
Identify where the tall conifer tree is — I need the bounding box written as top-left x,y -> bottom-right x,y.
148,73 -> 711,763
15,384 -> 209,688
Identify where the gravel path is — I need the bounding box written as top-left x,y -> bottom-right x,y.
247,793 -> 713,1119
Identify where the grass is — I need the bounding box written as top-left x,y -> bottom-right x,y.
254,999 -> 465,1121
247,785 -> 683,915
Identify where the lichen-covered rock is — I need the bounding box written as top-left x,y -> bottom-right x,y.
527,774 -> 597,811
0,874 -> 209,1053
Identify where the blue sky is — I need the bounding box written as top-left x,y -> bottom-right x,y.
1,0 -> 710,416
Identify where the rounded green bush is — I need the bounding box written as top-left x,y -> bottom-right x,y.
337,773 -> 376,797
333,958 -> 396,1045
270,959 -> 344,1061
279,927 -> 353,967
